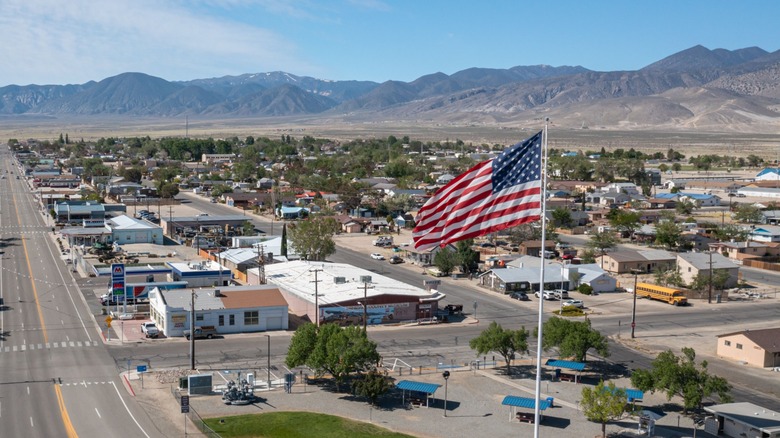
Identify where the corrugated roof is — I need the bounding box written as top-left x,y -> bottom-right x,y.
625,389 -> 644,401
108,215 -> 158,230
545,359 -> 586,371
718,328 -> 780,352
501,396 -> 551,410
396,380 -> 441,394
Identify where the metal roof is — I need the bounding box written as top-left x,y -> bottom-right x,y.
625,389 -> 644,401
501,396 -> 551,410
395,380 -> 441,394
545,359 -> 586,371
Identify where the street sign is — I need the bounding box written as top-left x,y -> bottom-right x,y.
180,395 -> 190,413
111,263 -> 126,298
423,280 -> 441,287
137,365 -> 148,373
631,322 -> 636,328
105,316 -> 113,324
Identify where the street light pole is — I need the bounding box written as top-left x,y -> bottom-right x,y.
442,371 -> 450,417
708,249 -> 713,304
631,269 -> 640,339
265,334 -> 271,390
190,289 -> 196,370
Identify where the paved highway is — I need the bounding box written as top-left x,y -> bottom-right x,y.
0,149 -> 161,438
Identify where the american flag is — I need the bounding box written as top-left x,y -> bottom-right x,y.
413,131 -> 543,251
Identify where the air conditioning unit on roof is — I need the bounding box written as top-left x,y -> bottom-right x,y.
333,277 -> 346,284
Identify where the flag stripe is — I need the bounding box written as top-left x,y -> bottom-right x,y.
413,131 -> 543,251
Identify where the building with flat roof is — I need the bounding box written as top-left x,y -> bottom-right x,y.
167,260 -> 232,287
149,285 -> 288,337
107,215 -> 164,245
704,402 -> 780,438
251,260 -> 445,326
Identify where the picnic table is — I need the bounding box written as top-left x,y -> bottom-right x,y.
516,412 -> 535,423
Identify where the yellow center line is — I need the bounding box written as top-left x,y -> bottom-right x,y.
11,183 -> 48,343
54,384 -> 79,438
11,177 -> 78,437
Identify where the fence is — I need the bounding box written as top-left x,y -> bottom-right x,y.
170,385 -> 221,438
743,258 -> 780,272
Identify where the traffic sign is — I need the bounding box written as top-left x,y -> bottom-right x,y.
137,365 -> 148,373
180,395 -> 190,413
631,322 -> 636,328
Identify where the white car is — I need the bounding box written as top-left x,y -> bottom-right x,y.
561,299 -> 584,308
534,291 -> 556,300
370,253 -> 385,260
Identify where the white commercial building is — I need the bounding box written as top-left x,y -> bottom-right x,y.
250,260 -> 445,326
149,285 -> 288,337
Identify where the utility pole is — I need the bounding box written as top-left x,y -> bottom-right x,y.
256,244 -> 266,284
631,269 -> 640,339
708,250 -> 714,304
362,282 -> 369,332
190,289 -> 196,370
310,268 -> 323,327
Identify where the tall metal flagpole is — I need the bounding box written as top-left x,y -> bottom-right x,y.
533,120 -> 550,436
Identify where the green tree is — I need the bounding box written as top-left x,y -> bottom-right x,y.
280,223 -> 288,257
552,207 -> 573,229
631,347 -> 731,414
241,220 -> 255,236
469,322 -> 529,375
675,199 -> 696,215
713,223 -> 748,242
654,267 -> 684,287
287,216 -> 339,261
581,381 -> 627,438
309,324 -> 381,392
454,240 -> 480,274
351,368 -> 394,406
732,204 -> 763,224
158,182 -> 180,199
536,317 -> 609,362
587,230 -> 619,258
654,221 -> 683,251
608,210 -> 641,238
433,246 -> 458,275
210,183 -> 233,198
285,322 -> 318,368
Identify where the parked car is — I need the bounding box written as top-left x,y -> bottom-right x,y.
370,253 -> 385,260
561,299 -> 584,309
552,289 -> 569,300
535,290 -> 556,300
141,322 -> 159,338
388,256 -> 403,264
183,326 -> 217,340
510,292 -> 529,301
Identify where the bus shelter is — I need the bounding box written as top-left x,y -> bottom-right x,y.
396,380 -> 441,408
545,359 -> 585,383
501,396 -> 551,423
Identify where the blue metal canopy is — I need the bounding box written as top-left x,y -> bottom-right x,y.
625,389 -> 644,401
545,359 -> 586,371
396,380 -> 441,394
501,396 -> 551,411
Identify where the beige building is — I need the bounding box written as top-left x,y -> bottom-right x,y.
716,328 -> 780,368
676,252 -> 739,289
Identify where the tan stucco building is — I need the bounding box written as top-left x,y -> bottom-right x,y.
717,328 -> 780,368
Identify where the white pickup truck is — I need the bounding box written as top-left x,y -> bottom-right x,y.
141,321 -> 159,338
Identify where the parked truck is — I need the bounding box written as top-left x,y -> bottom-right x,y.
141,321 -> 159,338
372,236 -> 393,247
183,326 -> 217,340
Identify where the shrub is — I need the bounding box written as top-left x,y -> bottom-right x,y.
578,284 -> 594,295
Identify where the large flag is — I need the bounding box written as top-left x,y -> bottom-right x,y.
413,131 -> 543,251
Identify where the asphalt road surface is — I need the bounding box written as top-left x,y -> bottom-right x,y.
0,149 -> 161,438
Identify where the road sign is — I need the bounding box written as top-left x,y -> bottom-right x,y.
137,365 -> 148,373
180,395 -> 190,413
631,322 -> 636,328
111,263 -> 126,298
105,316 -> 113,324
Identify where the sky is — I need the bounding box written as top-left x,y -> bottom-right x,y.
2,0 -> 779,86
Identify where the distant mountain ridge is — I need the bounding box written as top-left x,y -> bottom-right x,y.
2,45 -> 780,131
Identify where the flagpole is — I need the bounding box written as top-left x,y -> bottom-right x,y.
533,119 -> 550,437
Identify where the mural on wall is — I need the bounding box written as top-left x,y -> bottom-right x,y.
321,303 -> 400,326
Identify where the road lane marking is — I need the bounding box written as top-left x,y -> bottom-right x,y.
95,408 -> 101,419
110,381 -> 150,438
27,386 -> 30,395
30,416 -> 34,427
54,384 -> 78,438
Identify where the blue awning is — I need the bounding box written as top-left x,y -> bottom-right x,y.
501,396 -> 551,411
625,389 -> 644,401
396,380 -> 441,395
545,359 -> 586,371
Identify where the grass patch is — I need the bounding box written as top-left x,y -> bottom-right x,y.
204,412 -> 417,438
553,306 -> 586,317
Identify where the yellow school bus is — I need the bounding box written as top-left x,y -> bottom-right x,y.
635,283 -> 688,306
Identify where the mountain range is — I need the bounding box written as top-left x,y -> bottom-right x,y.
2,45 -> 780,132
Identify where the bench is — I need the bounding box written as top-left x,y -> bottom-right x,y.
516,412 -> 535,423
410,397 -> 425,407
559,373 -> 576,383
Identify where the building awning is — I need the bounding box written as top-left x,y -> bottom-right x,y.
545,359 -> 586,371
501,396 -> 551,411
396,380 -> 441,395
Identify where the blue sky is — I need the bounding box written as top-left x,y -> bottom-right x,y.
1,0 -> 778,86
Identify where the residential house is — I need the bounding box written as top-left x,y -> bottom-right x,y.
717,328 -> 780,368
676,252 -> 739,289
604,182 -> 640,195
755,167 -> 780,181
679,193 -> 721,207
518,240 -> 557,258
595,249 -> 675,274
748,225 -> 780,243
